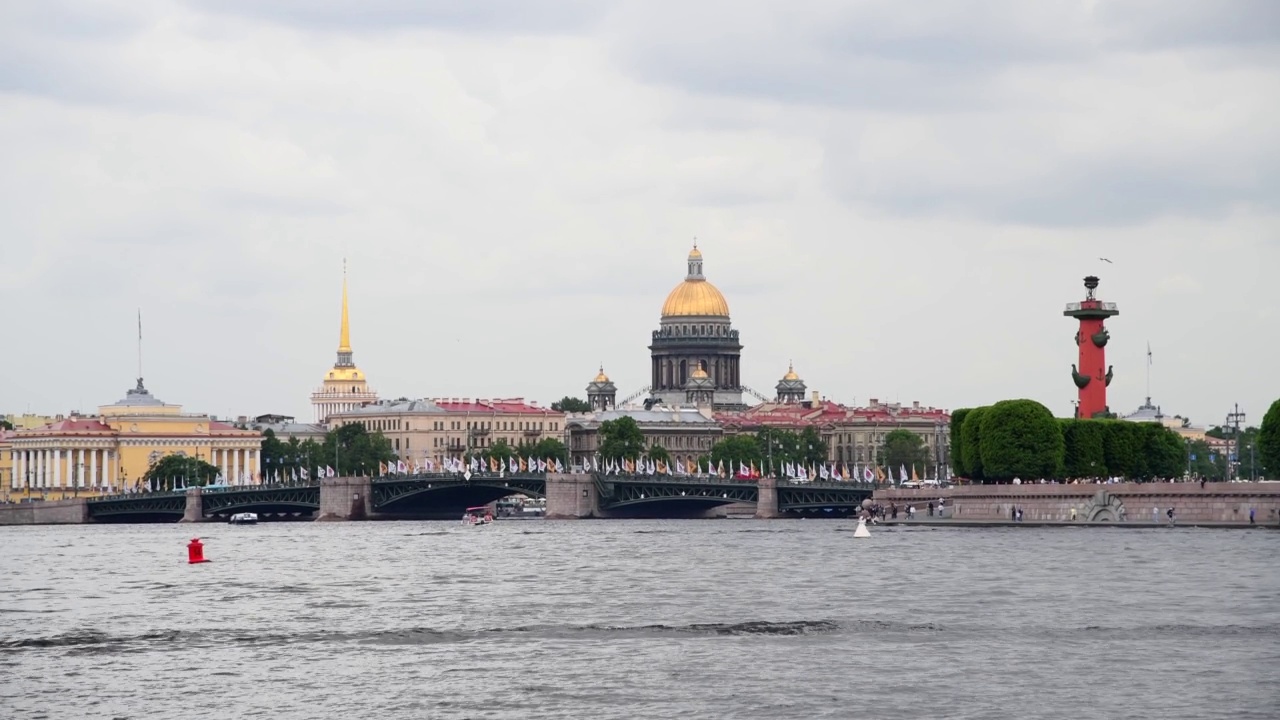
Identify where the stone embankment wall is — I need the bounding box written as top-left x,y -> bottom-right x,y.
874,482 -> 1280,524
0,498 -> 90,525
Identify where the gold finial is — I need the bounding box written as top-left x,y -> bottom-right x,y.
593,364 -> 610,383
783,360 -> 800,381
338,260 -> 351,352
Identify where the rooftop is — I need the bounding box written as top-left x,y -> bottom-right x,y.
568,406 -> 720,428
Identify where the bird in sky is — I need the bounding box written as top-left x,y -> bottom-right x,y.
1099,257 -> 1113,263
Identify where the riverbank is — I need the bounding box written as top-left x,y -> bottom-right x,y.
873,481 -> 1280,526
876,517 -> 1279,529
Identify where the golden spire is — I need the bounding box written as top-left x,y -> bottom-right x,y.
338,259 -> 351,352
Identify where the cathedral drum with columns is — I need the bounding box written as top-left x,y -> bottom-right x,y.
648,246 -> 747,411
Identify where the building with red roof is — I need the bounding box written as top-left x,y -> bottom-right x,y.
715,363 -> 951,471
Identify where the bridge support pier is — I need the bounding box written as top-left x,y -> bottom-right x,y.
317,476 -> 372,521
181,488 -> 204,523
545,472 -> 599,519
755,476 -> 780,519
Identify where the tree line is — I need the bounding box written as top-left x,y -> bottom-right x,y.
949,398 -> 1280,483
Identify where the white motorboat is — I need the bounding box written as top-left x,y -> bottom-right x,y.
229,512 -> 259,525
853,517 -> 871,538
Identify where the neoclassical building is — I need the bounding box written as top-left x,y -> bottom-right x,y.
648,245 -> 747,410
312,266 -> 378,422
565,407 -> 723,470
6,379 -> 263,499
327,397 -> 566,469
717,363 -> 952,471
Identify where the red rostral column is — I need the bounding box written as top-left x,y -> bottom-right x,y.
1064,276 -> 1119,419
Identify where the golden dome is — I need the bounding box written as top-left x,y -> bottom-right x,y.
662,280 -> 730,317
783,362 -> 799,381
661,245 -> 729,317
593,366 -> 610,383
691,365 -> 709,379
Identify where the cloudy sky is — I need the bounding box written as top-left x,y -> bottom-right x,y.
2,0 -> 1277,428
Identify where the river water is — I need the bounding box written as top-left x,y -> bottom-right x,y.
1,520 -> 1276,719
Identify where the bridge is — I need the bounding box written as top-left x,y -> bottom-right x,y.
78,473 -> 874,523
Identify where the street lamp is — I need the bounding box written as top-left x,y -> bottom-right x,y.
1226,404 -> 1246,482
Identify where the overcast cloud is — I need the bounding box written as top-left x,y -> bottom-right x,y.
2,0 -> 1277,428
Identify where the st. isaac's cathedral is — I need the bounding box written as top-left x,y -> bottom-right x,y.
647,245 -> 747,411
584,243 -> 776,412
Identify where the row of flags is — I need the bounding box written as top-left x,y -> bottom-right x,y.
381,456 -> 568,475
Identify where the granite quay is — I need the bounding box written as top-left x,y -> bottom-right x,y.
0,473 -> 875,525
873,482 -> 1280,526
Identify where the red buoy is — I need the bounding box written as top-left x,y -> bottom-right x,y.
187,538 -> 210,564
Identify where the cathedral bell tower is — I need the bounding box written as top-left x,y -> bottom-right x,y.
684,362 -> 716,407
586,366 -> 617,412
775,362 -> 806,404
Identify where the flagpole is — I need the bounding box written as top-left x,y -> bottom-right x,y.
1146,341 -> 1152,401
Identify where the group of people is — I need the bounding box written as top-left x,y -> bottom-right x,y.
859,499 -> 948,522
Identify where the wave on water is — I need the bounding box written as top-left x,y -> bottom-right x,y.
21,619 -> 1268,653
0,620 -> 840,653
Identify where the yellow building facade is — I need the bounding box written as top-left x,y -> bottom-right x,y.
5,379 -> 262,501
328,398 -> 566,468
312,266 -> 378,422
3,414 -> 57,430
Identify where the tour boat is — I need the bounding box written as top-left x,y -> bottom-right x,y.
229,512 -> 259,525
461,507 -> 493,526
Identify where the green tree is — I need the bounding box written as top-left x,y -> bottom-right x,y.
551,396 -> 591,413
0,418 -> 13,431
959,406 -> 988,479
879,429 -> 928,473
531,437 -> 569,467
751,427 -> 803,475
1100,421 -> 1144,479
143,454 -> 220,490
949,409 -> 970,472
259,429 -> 287,481
1187,439 -> 1228,480
646,444 -> 671,466
1141,423 -> 1186,480
1060,419 -> 1107,479
598,416 -> 646,461
1259,399 -> 1280,479
483,438 -> 517,466
797,427 -> 828,467
978,399 -> 1064,481
322,423 -> 395,477
709,435 -> 762,473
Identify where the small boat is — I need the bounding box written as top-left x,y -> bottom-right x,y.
229,512 -> 259,525
853,517 -> 871,538
461,507 -> 493,526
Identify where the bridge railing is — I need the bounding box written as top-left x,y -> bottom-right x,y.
778,479 -> 878,490
373,471 -> 548,481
